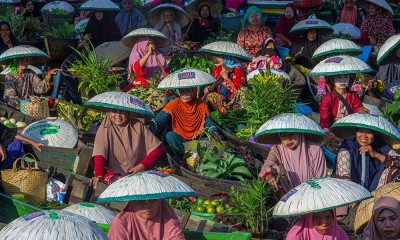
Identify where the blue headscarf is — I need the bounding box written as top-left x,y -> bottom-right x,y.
334,135 -> 391,191
242,6 -> 262,27
223,56 -> 242,69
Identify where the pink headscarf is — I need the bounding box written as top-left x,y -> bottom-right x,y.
286,210 -> 349,240
362,197 -> 400,240
263,133 -> 327,191
108,199 -> 185,240
128,37 -> 168,81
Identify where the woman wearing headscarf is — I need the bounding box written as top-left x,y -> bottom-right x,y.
248,38 -> 283,72
186,4 -> 220,44
0,21 -> 20,55
339,0 -> 360,26
237,6 -> 272,57
149,87 -> 219,158
4,57 -> 59,109
205,55 -> 246,113
359,3 -> 395,46
91,109 -> 164,188
319,74 -> 369,130
259,132 -> 327,194
287,209 -> 349,240
290,29 -> 323,69
115,0 -> 147,36
126,37 -> 169,89
108,198 -> 185,240
376,46 -> 400,85
274,3 -> 298,47
154,10 -> 182,55
83,11 -> 122,47
362,197 -> 400,240
22,0 -> 42,20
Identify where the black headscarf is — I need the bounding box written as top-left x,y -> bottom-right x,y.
22,0 -> 42,20
187,4 -> 220,44
290,29 -> 322,68
375,47 -> 400,85
83,11 -> 122,47
0,21 -> 20,55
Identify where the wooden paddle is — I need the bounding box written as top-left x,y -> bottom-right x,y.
153,49 -> 167,76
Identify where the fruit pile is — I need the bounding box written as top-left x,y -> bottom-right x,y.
0,117 -> 27,129
192,197 -> 228,214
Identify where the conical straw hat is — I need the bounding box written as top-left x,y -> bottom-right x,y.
122,28 -> 170,48
358,0 -> 393,17
79,0 -> 120,11
0,210 -> 108,239
290,14 -> 333,35
94,41 -> 130,67
0,45 -> 49,65
247,68 -> 291,82
75,19 -> 89,35
377,34 -> 400,65
185,0 -> 223,18
312,39 -> 362,60
0,0 -> 21,4
147,3 -> 190,27
273,178 -> 372,218
96,171 -> 196,203
310,55 -> 372,76
354,183 -> 400,234
332,23 -> 361,39
200,41 -> 252,62
331,113 -> 400,150
254,113 -> 326,144
85,91 -> 155,118
157,68 -> 216,89
362,103 -> 383,116
21,119 -> 78,149
63,202 -> 115,224
41,1 -> 75,13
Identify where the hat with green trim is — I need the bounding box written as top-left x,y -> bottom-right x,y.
332,23 -> 361,39
358,0 -> 393,17
157,68 -> 217,89
85,91 -> 155,118
199,41 -> 252,62
79,0 -> 120,11
273,178 -> 372,218
254,113 -> 326,144
290,14 -> 333,35
147,3 -> 190,27
63,202 -> 116,224
41,1 -> 75,13
310,55 -> 372,76
0,45 -> 49,65
331,113 -> 400,150
122,28 -> 170,48
96,171 -> 196,203
311,39 -> 362,60
377,34 -> 400,65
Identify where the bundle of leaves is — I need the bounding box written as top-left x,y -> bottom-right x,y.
0,12 -> 25,39
168,53 -> 214,73
22,17 -> 42,41
71,41 -> 124,95
49,9 -> 70,15
56,100 -> 103,131
203,29 -> 234,44
212,74 -> 298,140
45,22 -> 76,39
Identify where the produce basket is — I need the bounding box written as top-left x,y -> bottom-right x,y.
44,36 -> 79,60
42,12 -> 76,28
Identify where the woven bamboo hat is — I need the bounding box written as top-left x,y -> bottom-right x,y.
94,41 -> 131,67
157,68 -> 216,89
41,1 -> 75,13
200,41 -> 252,62
358,0 -> 393,17
63,202 -> 116,224
290,14 -> 333,35
122,28 -> 170,48
0,45 -> 49,65
79,0 -> 120,11
332,23 -> 361,39
185,0 -> 223,18
311,39 -> 362,60
377,34 -> 400,65
310,55 -> 372,76
147,3 -> 190,27
355,183 -> 400,234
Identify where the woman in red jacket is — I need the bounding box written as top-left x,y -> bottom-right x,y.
319,74 -> 369,131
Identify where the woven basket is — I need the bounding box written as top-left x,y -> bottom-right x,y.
20,98 -> 50,119
1,154 -> 48,204
354,182 -> 400,234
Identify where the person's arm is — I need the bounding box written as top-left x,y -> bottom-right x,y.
15,133 -> 44,151
335,148 -> 352,180
276,33 -> 292,46
350,92 -> 369,113
4,75 -> 20,109
231,67 -> 246,89
32,69 -> 59,95
129,144 -> 164,173
148,111 -> 171,133
259,146 -> 281,190
319,94 -> 333,129
0,144 -> 6,161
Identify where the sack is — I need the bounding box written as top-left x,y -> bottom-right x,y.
1,154 -> 48,204
20,98 -> 50,119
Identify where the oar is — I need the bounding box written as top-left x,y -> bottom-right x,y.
153,50 -> 167,76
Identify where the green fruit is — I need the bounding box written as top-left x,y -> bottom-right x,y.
16,121 -> 27,127
211,200 -> 221,206
9,118 -> 16,124
206,206 -> 216,214
216,205 -> 225,213
4,122 -> 16,128
196,197 -> 206,205
0,117 -> 6,121
195,205 -> 206,213
3,120 -> 10,125
203,200 -> 211,205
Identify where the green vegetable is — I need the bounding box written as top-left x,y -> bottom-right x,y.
50,8 -> 70,15
46,22 -> 76,39
169,53 -> 214,73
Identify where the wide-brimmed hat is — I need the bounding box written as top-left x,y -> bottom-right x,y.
311,39 -> 362,60
273,178 -> 372,218
332,23 -> 361,39
310,55 -> 372,76
41,1 -> 75,13
147,3 -> 190,28
122,28 -> 170,48
290,14 -> 333,35
377,34 -> 400,65
358,0 -> 393,17
199,41 -> 252,62
85,91 -> 155,118
0,0 -> 21,4
94,41 -> 131,67
185,0 -> 223,18
331,113 -> 400,149
247,68 -> 291,82
79,0 -> 120,11
0,45 -> 49,65
254,113 -> 326,144
63,202 -> 116,225
96,171 -> 196,203
157,68 -> 216,89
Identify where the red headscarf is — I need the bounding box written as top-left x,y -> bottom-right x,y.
108,199 -> 185,240
274,3 -> 298,42
339,0 -> 358,26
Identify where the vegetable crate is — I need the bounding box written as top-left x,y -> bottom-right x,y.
42,12 -> 75,28
44,36 -> 79,60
